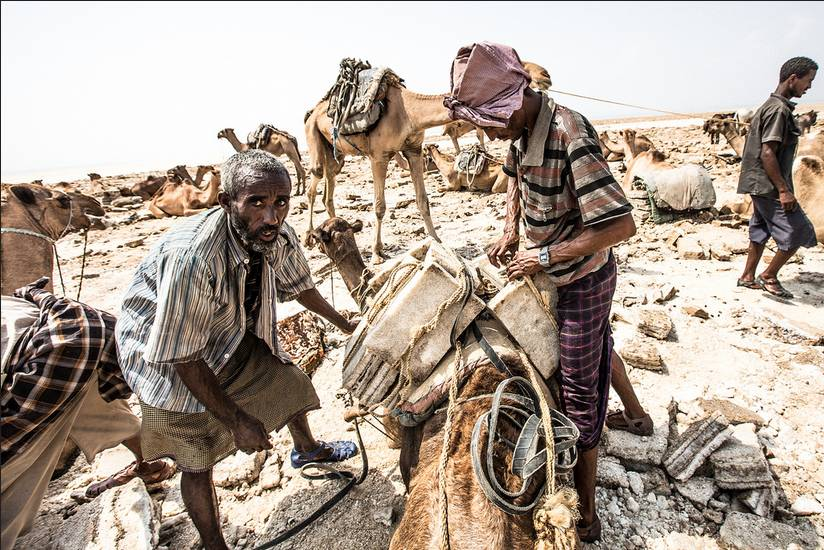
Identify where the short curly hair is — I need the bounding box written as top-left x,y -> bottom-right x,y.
221,149 -> 291,199
779,57 -> 818,82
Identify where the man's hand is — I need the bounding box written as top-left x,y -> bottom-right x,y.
230,410 -> 273,454
506,250 -> 543,280
487,232 -> 520,268
779,189 -> 797,212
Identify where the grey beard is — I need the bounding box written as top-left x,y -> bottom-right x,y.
229,211 -> 278,254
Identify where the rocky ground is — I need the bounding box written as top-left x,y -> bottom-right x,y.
10,114 -> 824,550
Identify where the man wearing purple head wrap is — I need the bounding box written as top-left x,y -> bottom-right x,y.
445,42 -> 647,543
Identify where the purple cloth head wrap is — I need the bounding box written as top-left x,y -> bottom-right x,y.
443,42 -> 531,128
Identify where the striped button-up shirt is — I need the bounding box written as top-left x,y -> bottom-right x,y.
115,207 -> 315,413
503,94 -> 632,286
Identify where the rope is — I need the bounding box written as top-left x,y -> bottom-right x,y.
549,88 -> 750,126
437,338 -> 463,550
76,228 -> 89,301
53,244 -> 67,296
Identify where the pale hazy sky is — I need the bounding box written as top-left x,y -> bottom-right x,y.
2,1 -> 822,181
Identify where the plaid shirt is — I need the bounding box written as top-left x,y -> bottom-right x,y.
503,94 -> 632,285
1,281 -> 130,464
116,207 -> 315,413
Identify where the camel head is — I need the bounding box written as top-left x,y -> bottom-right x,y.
3,184 -> 104,237
307,217 -> 363,260
423,143 -> 440,160
217,128 -> 234,140
88,173 -> 102,181
620,128 -> 637,144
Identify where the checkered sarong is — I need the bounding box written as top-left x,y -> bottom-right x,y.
554,255 -> 617,451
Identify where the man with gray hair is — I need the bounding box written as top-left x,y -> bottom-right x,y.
116,149 -> 358,550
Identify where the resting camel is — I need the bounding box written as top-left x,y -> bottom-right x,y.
148,166 -> 221,218
442,120 -> 485,153
121,165 -> 211,200
310,217 -> 563,549
424,144 -> 507,193
598,130 -> 654,162
1,183 -> 104,294
703,113 -> 735,145
218,127 -> 306,195
795,110 -> 817,135
304,77 -> 454,263
522,61 -> 552,91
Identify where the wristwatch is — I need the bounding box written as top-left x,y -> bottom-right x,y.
538,246 -> 551,267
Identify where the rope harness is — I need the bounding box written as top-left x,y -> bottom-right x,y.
326,58 -> 371,159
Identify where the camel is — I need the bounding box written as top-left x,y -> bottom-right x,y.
703,113 -> 735,145
218,127 -> 306,196
304,76 -> 454,263
148,166 -> 221,218
310,217 -> 562,549
718,120 -> 746,157
795,110 -> 817,135
121,165 -> 211,200
798,132 -> 824,158
424,144 -> 507,193
522,61 -> 552,91
735,107 -> 755,136
1,183 -> 104,294
598,130 -> 654,162
442,120 -> 485,153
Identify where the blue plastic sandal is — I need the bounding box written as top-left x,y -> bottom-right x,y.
290,440 -> 359,468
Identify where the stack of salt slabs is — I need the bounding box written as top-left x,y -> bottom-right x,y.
341,239 -> 561,410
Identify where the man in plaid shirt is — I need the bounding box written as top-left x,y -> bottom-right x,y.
1,277 -> 173,550
445,42 -> 646,542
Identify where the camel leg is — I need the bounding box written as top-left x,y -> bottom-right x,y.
370,157 -> 391,263
475,127 -> 485,148
304,172 -> 324,246
406,152 -> 440,243
450,136 -> 461,154
285,145 -> 306,196
323,161 -> 337,219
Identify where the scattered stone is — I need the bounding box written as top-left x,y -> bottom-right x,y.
213,450 -> 266,488
277,311 -> 326,377
696,399 -> 765,427
605,409 -> 669,470
710,423 -> 772,490
124,237 -> 146,248
628,471 -> 644,496
371,506 -> 394,527
719,511 -> 817,549
644,283 -> 678,304
703,508 -> 724,524
674,477 -> 716,507
639,468 -> 671,495
738,484 -> 776,518
790,494 -> 824,516
596,455 -> 629,489
626,496 -> 640,514
710,243 -> 732,261
683,305 -> 710,319
663,411 -> 732,481
677,237 -> 706,260
637,306 -> 674,340
259,453 -> 282,490
111,196 -> 144,208
619,337 -> 664,371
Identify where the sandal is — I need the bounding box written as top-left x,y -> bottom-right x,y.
85,459 -> 176,498
736,278 -> 760,290
756,275 -> 793,299
606,410 -> 654,436
577,514 -> 602,543
290,440 -> 358,469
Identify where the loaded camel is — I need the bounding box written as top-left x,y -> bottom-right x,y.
598,130 -> 654,162
424,144 -> 508,193
442,120 -> 485,153
795,110 -> 817,135
218,127 -> 306,195
304,76 -> 455,263
148,166 -> 221,218
703,113 -> 735,145
1,183 -> 104,294
309,217 -> 564,550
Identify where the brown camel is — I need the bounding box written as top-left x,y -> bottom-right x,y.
702,113 -> 735,145
148,166 -> 221,218
522,61 -> 552,91
304,79 -> 454,263
719,120 -> 746,157
217,127 -> 306,195
310,217 -> 561,549
121,165 -> 211,200
442,120 -> 485,153
424,144 -> 508,193
795,110 -> 817,135
1,184 -> 104,294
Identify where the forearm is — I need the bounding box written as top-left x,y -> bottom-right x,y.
761,145 -> 789,193
174,360 -> 240,427
296,287 -> 351,332
549,214 -> 636,265
503,176 -> 521,235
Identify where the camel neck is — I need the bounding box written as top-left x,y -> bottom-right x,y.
403,90 -> 453,130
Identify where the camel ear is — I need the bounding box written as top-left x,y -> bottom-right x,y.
351,220 -> 363,233
10,185 -> 37,205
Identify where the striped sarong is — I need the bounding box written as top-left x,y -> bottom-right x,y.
554,254 -> 617,451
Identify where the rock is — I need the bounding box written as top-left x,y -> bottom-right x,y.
710,423 -> 772,490
663,411 -> 732,481
111,196 -> 143,208
371,505 -> 394,527
637,306 -> 673,340
619,337 -> 664,370
674,477 -> 716,507
605,409 -> 669,470
719,511 -> 817,549
639,468 -> 671,495
628,471 -> 644,496
259,453 -> 282,490
677,237 -> 706,260
644,283 -> 678,304
596,455 -> 629,489
124,237 -> 145,248
213,450 -> 266,488
738,484 -> 776,518
710,243 -> 732,261
696,399 -> 765,427
790,495 -> 824,516
626,496 -> 640,514
277,311 -> 326,378
703,508 -> 724,524
90,445 -> 135,481
683,305 -> 710,319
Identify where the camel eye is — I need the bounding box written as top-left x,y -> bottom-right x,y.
56,195 -> 71,208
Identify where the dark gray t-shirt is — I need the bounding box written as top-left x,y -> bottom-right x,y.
737,94 -> 800,197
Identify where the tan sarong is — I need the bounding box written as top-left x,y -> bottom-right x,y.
139,333 -> 320,472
